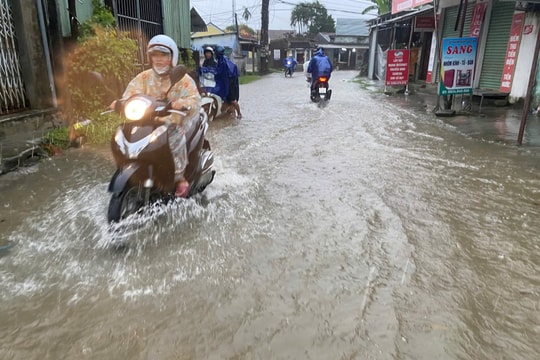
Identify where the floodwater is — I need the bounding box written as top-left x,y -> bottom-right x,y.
1,70 -> 539,359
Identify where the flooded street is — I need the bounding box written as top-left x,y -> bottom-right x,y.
1,70 -> 540,359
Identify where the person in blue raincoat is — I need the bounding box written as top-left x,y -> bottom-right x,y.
199,47 -> 229,101
216,46 -> 242,118
283,55 -> 297,74
307,47 -> 333,91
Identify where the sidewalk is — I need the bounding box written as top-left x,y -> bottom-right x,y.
0,111 -> 57,175
367,79 -> 540,147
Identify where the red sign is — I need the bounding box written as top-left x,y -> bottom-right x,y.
415,16 -> 435,31
470,2 -> 487,37
524,25 -> 534,35
392,0 -> 433,14
386,49 -> 410,86
500,12 -> 525,93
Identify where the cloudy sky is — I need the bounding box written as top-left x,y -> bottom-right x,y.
191,0 -> 377,31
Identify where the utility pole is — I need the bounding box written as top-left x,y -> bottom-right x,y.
232,0 -> 236,27
261,0 -> 269,74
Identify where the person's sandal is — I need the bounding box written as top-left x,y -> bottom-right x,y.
175,180 -> 190,198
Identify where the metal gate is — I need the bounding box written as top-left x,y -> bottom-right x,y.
478,1 -> 515,90
0,0 -> 27,115
110,0 -> 164,71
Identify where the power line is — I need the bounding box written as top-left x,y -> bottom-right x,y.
276,0 -> 371,14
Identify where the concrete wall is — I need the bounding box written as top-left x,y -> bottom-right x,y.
9,0 -> 56,112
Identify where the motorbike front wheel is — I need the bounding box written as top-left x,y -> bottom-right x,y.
107,186 -> 144,223
202,97 -> 219,122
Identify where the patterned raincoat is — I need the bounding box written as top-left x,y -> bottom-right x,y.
122,69 -> 201,182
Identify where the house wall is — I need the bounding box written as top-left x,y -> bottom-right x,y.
10,0 -> 57,111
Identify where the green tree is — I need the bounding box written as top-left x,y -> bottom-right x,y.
361,0 -> 391,15
290,1 -> 335,35
67,27 -> 138,117
225,24 -> 256,35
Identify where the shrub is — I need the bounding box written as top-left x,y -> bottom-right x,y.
66,26 -> 138,118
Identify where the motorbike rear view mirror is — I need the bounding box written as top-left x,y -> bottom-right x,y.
87,71 -> 117,100
170,65 -> 187,87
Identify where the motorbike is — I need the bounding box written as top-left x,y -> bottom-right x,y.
106,93 -> 215,223
284,61 -> 295,77
309,75 -> 332,103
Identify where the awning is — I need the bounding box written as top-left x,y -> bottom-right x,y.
371,5 -> 434,29
315,44 -> 369,50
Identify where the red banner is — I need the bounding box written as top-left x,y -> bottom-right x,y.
500,12 -> 525,93
470,2 -> 487,37
386,49 -> 410,86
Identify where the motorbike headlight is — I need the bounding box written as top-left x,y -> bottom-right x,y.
124,97 -> 151,121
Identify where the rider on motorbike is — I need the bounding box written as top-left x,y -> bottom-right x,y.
216,46 -> 242,118
307,47 -> 333,92
283,55 -> 297,74
113,34 -> 201,197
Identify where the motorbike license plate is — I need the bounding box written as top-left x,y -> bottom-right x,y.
319,87 -> 327,94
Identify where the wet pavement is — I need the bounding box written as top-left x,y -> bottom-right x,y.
2,75 -> 540,174
1,70 -> 540,359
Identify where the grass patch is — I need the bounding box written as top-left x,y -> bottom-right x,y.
239,74 -> 262,85
74,111 -> 124,145
41,111 -> 123,154
41,126 -> 71,153
353,76 -> 385,93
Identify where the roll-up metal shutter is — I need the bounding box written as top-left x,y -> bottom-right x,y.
478,1 -> 515,90
442,3 -> 475,38
437,3 -> 475,82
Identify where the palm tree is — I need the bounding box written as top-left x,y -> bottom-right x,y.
290,4 -> 310,34
361,0 -> 391,15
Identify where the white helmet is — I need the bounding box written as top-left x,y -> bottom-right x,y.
147,34 -> 179,75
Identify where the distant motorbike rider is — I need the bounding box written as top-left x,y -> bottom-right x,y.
283,55 -> 297,73
112,34 -> 201,198
307,47 -> 333,92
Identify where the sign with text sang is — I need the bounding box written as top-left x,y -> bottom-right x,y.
386,49 -> 410,86
438,37 -> 478,96
500,12 -> 525,93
